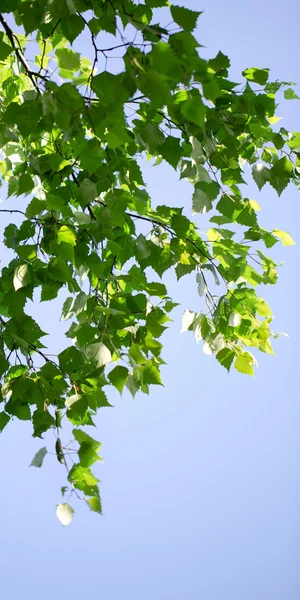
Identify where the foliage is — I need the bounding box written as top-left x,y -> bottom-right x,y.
0,1 -> 298,523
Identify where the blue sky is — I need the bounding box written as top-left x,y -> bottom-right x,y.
0,1 -> 299,598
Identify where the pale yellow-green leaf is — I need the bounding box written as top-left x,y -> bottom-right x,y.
234,351 -> 256,376
273,229 -> 295,246
249,199 -> 261,211
57,226 -> 76,246
56,503 -> 74,526
13,264 -> 32,291
65,394 -> 81,408
268,116 -> 282,125
207,228 -> 221,242
255,298 -> 272,317
229,313 -> 241,327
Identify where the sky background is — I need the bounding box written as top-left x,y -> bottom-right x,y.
0,1 -> 299,598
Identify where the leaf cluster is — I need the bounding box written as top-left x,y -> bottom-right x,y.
0,1 -> 298,522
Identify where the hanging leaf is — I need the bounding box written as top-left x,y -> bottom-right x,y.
273,229 -> 295,246
56,503 -> 74,526
85,343 -> 112,367
30,447 -> 47,468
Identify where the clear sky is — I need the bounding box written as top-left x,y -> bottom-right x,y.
0,1 -> 299,599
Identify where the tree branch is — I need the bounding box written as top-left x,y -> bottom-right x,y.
0,14 -> 41,94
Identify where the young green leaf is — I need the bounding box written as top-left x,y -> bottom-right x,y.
234,352 -> 256,376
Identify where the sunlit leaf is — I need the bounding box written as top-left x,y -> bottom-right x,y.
181,309 -> 195,333
13,265 -> 32,291
273,229 -> 295,246
56,503 -> 74,526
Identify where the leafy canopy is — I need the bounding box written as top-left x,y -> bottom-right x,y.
0,1 -> 298,524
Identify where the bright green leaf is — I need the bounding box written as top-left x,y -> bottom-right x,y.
170,6 -> 202,32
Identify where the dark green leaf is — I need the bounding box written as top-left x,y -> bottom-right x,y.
0,412 -> 10,432
170,6 -> 201,32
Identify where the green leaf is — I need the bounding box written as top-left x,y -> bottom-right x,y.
8,177 -> 19,197
170,6 -> 201,32
37,153 -> 69,174
57,226 -> 76,246
85,342 -> 112,367
216,348 -> 235,371
73,429 -> 101,468
0,412 -> 10,432
92,71 -> 129,105
234,352 -> 256,376
145,282 -> 167,297
141,123 -> 165,152
48,258 -> 72,282
284,88 -> 299,100
287,133 -> 300,150
0,34 -> 13,61
192,187 -> 212,214
242,67 -> 269,85
142,361 -> 163,385
56,503 -> 74,526
159,136 -> 182,169
55,438 -> 65,464
255,298 -> 272,317
181,95 -> 206,128
4,224 -> 18,249
87,495 -> 102,513
208,51 -> 230,73
18,174 -> 34,195
270,157 -> 293,178
61,14 -> 85,43
30,447 -> 47,468
269,176 -> 289,196
108,366 -> 129,393
0,354 -> 9,377
55,48 -> 80,72
68,464 -> 99,493
252,164 -> 270,190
